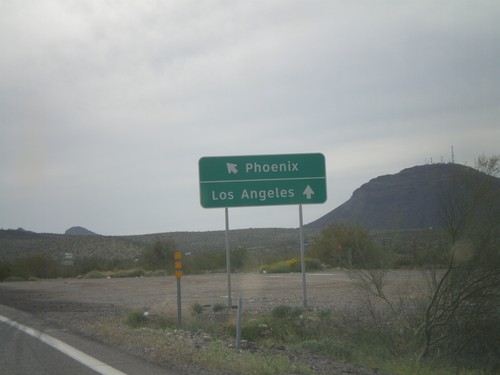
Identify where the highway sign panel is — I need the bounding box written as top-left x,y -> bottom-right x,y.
199,153 -> 327,208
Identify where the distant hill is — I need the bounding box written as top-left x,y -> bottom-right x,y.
0,228 -> 318,263
0,229 -> 145,263
308,163 -> 500,230
65,226 -> 99,236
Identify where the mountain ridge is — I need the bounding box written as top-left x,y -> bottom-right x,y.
308,163 -> 499,229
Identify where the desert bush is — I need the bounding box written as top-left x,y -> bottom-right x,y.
185,251 -> 226,274
0,262 -> 11,281
73,257 -> 135,276
260,257 -> 321,273
112,268 -> 145,278
139,237 -> 175,271
309,223 -> 379,268
145,269 -> 169,277
12,255 -> 62,279
271,305 -> 302,319
184,246 -> 255,274
421,156 -> 500,369
212,302 -> 225,312
82,270 -> 107,279
4,276 -> 25,282
191,302 -> 203,315
126,311 -> 149,328
239,319 -> 269,342
300,338 -> 352,361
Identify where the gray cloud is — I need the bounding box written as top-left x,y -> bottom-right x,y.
1,1 -> 499,234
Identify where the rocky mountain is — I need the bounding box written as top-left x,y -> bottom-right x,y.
307,163 -> 500,230
64,226 -> 99,236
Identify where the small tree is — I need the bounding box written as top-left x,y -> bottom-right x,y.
349,156 -> 500,371
13,255 -> 61,279
309,223 -> 378,268
0,262 -> 11,281
140,237 -> 176,272
230,246 -> 249,271
419,156 -> 500,367
475,153 -> 500,177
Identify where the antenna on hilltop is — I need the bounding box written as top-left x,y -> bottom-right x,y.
451,145 -> 455,164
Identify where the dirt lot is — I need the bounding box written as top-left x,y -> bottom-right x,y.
0,271 -> 425,312
0,271 -> 425,374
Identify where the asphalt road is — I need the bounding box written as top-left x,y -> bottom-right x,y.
0,305 -> 177,375
0,321 -> 98,375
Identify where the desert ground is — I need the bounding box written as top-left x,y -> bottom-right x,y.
0,271 -> 425,316
0,271 -> 425,374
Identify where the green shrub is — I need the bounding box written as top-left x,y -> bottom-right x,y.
212,303 -> 225,312
0,262 -> 12,281
191,302 -> 203,315
4,276 -> 25,282
271,305 -> 302,319
112,268 -> 145,278
12,255 -> 62,279
317,308 -> 332,321
261,257 -> 321,274
82,270 -> 107,279
145,270 -> 169,277
240,319 -> 267,342
126,311 -> 148,328
301,338 -> 352,361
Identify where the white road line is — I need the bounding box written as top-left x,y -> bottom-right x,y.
0,314 -> 127,375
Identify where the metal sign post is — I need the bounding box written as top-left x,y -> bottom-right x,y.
225,208 -> 232,308
236,296 -> 243,350
299,205 -> 307,308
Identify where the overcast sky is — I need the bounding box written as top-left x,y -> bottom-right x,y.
1,1 -> 499,235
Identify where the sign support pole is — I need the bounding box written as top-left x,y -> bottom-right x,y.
236,296 -> 243,350
225,207 -> 232,308
299,204 -> 308,308
176,277 -> 182,329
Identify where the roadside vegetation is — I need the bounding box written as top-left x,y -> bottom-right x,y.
112,301 -> 491,375
0,237 -> 257,281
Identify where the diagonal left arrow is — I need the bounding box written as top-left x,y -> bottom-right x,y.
303,185 -> 315,199
226,163 -> 238,174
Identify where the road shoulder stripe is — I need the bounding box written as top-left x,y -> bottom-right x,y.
0,314 -> 127,375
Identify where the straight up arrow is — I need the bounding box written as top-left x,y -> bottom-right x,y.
303,185 -> 315,199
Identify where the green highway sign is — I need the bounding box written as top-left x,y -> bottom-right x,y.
199,153 -> 327,208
